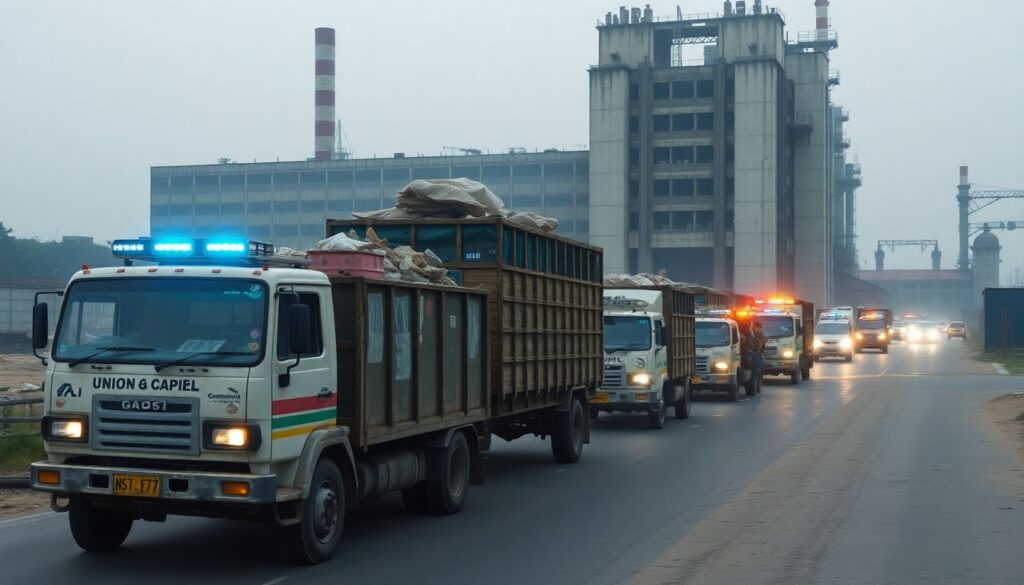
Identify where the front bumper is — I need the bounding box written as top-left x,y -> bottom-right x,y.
763,359 -> 798,374
592,389 -> 659,412
30,461 -> 282,504
693,372 -> 737,389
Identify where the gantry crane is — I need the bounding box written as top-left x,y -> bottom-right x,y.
957,167 -> 1024,269
874,239 -> 941,271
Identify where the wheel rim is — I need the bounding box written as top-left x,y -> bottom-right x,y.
448,443 -> 469,501
312,479 -> 340,544
659,401 -> 666,422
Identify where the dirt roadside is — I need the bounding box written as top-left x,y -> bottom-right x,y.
986,393 -> 1024,462
0,354 -> 49,518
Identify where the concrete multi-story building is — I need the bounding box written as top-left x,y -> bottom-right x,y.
587,2 -> 842,305
150,151 -> 590,251
831,104 -> 862,277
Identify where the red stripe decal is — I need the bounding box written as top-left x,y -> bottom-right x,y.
273,394 -> 337,415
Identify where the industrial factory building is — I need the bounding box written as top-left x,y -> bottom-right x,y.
150,3 -> 863,307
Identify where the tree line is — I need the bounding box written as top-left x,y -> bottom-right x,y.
0,222 -> 117,282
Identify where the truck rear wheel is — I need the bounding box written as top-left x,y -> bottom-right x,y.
551,398 -> 584,464
790,371 -> 799,385
68,496 -> 133,552
288,458 -> 344,565
881,345 -> 889,354
801,363 -> 811,381
427,431 -> 470,515
673,381 -> 691,420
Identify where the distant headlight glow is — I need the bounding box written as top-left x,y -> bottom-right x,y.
840,337 -> 853,349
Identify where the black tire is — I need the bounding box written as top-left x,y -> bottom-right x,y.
287,458 -> 344,565
727,382 -> 739,402
756,374 -> 763,394
742,370 -> 756,396
844,354 -> 853,362
673,381 -> 691,420
790,371 -> 799,385
801,364 -> 811,381
813,355 -> 820,362
551,398 -> 585,464
648,401 -> 666,429
68,496 -> 133,553
881,345 -> 889,354
427,431 -> 471,515
401,483 -> 430,514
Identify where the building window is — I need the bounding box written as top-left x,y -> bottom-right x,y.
654,212 -> 671,230
696,112 -> 715,131
629,148 -> 639,165
726,178 -> 735,196
673,179 -> 695,197
247,202 -> 270,214
327,170 -> 352,185
274,172 -> 299,187
672,146 -> 694,164
327,198 -> 353,212
629,212 -> 639,229
452,165 -> 480,180
672,80 -> 694,99
383,168 -> 409,181
696,145 -> 714,164
546,163 -> 573,176
629,180 -> 639,198
696,79 -> 715,98
726,209 -> 735,227
629,83 -> 639,101
220,202 -> 244,214
725,111 -> 735,131
275,225 -> 299,237
726,144 -> 735,163
672,113 -> 694,132
696,178 -> 715,196
653,114 -> 671,132
726,78 -> 735,97
481,165 -> 510,179
696,210 -> 714,230
653,82 -> 670,99
654,180 -> 671,197
513,164 -> 542,177
672,211 -> 694,230
629,115 -> 639,134
273,201 -> 298,213
653,147 -> 671,165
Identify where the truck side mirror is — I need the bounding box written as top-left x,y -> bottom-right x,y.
287,303 -> 311,356
32,303 -> 49,350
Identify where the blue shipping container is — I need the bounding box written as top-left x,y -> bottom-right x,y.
983,288 -> 1024,350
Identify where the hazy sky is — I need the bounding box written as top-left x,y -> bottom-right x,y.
1,0 -> 1022,279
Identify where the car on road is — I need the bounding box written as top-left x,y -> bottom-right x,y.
907,321 -> 941,343
947,321 -> 967,340
892,320 -> 906,340
813,319 -> 854,362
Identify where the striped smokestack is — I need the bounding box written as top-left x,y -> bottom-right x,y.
314,27 -> 335,161
815,0 -> 830,40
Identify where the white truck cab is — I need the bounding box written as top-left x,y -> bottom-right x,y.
596,290 -> 672,429
694,315 -> 749,401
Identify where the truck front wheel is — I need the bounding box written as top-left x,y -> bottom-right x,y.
427,431 -> 471,515
648,400 -> 666,429
551,398 -> 584,464
288,458 -> 344,565
68,496 -> 133,552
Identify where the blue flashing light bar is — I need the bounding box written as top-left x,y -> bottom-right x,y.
111,237 -> 276,263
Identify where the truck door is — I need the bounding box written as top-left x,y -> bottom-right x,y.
654,318 -> 668,379
271,287 -> 336,458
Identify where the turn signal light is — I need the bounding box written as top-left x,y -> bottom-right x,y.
37,470 -> 60,485
221,481 -> 250,497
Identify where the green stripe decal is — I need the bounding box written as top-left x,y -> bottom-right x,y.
271,408 -> 335,430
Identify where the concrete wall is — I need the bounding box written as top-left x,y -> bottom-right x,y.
597,26 -> 652,67
718,15 -> 785,65
732,60 -> 782,295
589,66 -> 632,274
788,51 -> 832,307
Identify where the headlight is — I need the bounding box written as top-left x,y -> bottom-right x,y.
42,416 -> 88,442
52,420 -> 84,439
782,350 -> 794,359
813,338 -> 823,349
839,337 -> 853,349
879,332 -> 887,340
926,330 -> 939,340
203,422 -> 262,450
855,332 -> 863,340
630,372 -> 653,386
714,361 -> 729,371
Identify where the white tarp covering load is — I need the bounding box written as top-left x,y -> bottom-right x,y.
314,232 -> 384,254
602,272 -> 676,287
353,177 -> 559,232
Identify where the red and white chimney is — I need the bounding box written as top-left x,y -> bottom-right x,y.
815,0 -> 830,40
314,27 -> 336,161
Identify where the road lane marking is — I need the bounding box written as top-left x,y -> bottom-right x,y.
0,510 -> 53,528
993,363 -> 1009,375
260,577 -> 286,585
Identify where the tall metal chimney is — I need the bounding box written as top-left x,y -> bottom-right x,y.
314,27 -> 336,162
815,0 -> 830,40
957,165 -> 971,270
874,248 -> 884,271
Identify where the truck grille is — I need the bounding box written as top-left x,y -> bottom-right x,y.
92,395 -> 200,455
764,347 -> 778,357
696,356 -> 710,374
603,365 -> 625,389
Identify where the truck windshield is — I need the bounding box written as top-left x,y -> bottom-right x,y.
696,322 -> 731,347
604,315 -> 651,351
857,319 -> 886,330
759,316 -> 795,338
53,278 -> 268,368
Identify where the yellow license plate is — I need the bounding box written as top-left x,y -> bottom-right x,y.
592,393 -> 610,404
113,474 -> 160,498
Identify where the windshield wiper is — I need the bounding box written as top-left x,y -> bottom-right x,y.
154,351 -> 253,372
68,346 -> 156,368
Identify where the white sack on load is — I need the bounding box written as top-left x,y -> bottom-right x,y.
396,178 -> 505,218
603,274 -> 656,287
635,272 -> 675,285
504,211 -> 558,232
363,227 -> 456,286
351,207 -> 425,221
275,246 -> 309,258
314,231 -> 384,254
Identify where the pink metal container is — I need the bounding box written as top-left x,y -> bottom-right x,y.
307,250 -> 385,278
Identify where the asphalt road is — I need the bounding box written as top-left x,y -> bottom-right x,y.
2,340 -> 1022,585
